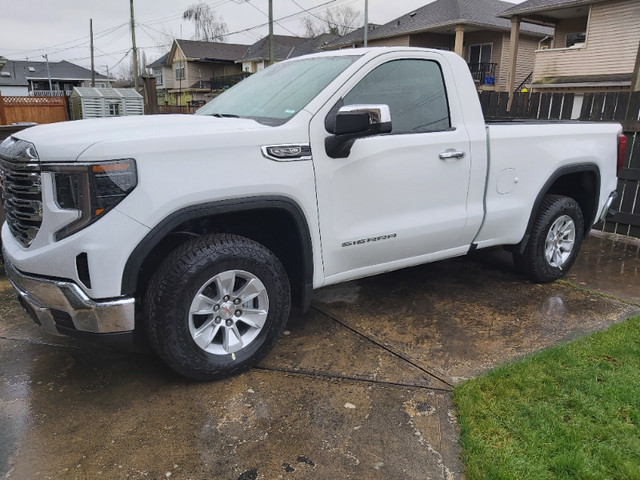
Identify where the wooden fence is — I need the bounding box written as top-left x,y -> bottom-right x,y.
157,104 -> 199,115
0,95 -> 69,125
480,90 -> 640,238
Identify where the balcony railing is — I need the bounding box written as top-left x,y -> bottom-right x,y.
468,63 -> 497,85
210,72 -> 252,91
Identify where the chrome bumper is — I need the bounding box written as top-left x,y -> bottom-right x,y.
4,258 -> 135,336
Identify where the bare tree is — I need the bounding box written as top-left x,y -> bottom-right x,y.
300,6 -> 362,37
301,17 -> 322,38
183,2 -> 228,42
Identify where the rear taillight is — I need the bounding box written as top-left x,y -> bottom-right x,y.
618,133 -> 627,175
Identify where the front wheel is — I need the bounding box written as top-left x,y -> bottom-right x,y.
144,233 -> 291,380
514,194 -> 584,283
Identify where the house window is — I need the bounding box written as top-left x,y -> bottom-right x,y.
175,62 -> 185,80
154,68 -> 163,86
566,32 -> 586,48
469,44 -> 492,66
107,102 -> 121,116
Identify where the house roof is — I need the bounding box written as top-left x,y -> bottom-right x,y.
241,35 -> 307,62
500,0 -> 609,18
326,0 -> 553,49
148,53 -> 169,68
240,33 -> 341,62
0,59 -> 107,87
174,39 -> 249,62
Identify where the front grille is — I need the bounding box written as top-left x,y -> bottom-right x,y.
0,157 -> 42,247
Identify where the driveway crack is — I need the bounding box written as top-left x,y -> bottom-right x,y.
254,365 -> 452,392
311,305 -> 454,389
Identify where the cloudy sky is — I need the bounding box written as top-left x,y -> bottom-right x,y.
1,0 -> 524,77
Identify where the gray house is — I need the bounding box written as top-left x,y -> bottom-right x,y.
0,60 -> 108,96
238,33 -> 339,73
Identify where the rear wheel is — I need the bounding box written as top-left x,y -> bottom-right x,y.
145,233 -> 290,380
514,194 -> 584,283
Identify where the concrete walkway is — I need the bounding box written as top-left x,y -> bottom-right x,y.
1,232 -> 638,479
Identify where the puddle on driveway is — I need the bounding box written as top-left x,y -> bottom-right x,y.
0,338 -> 460,479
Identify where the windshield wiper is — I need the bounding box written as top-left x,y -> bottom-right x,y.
210,113 -> 240,118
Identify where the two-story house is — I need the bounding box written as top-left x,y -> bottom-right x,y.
500,0 -> 640,93
150,39 -> 249,106
324,0 -> 553,92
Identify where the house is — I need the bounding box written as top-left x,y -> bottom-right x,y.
238,34 -> 339,73
499,0 -> 640,93
150,39 -> 249,106
0,60 -> 109,96
324,0 -> 553,92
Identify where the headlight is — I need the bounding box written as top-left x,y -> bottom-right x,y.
43,159 -> 137,241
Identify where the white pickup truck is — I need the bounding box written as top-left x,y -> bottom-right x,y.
1,48 -> 624,380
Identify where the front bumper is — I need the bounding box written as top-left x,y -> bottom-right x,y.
5,257 -> 135,336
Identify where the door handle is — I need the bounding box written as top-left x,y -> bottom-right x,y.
439,150 -> 466,160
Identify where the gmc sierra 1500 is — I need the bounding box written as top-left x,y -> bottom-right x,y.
0,47 -> 624,380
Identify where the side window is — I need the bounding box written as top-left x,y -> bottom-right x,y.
342,59 -> 450,134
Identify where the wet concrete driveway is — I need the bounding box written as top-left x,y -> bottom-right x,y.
1,232 -> 639,479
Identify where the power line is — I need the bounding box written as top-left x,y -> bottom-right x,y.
8,22 -> 129,57
244,0 -> 300,37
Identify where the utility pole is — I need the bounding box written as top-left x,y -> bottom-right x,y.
363,0 -> 369,47
90,19 -> 95,87
268,0 -> 274,66
43,54 -> 53,92
101,65 -> 111,87
130,0 -> 139,90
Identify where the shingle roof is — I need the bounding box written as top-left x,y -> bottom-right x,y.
148,53 -> 169,68
241,35 -> 307,61
500,0 -> 608,17
327,0 -> 552,48
176,39 -> 249,62
0,59 -> 107,87
240,34 -> 341,62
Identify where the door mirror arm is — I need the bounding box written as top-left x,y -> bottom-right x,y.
325,105 -> 392,159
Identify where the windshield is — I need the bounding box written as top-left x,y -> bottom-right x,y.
196,55 -> 360,126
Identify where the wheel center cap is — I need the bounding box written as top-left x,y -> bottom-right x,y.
220,302 -> 234,320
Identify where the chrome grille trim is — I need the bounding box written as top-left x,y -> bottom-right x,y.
0,153 -> 43,247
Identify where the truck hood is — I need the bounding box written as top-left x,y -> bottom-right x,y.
13,115 -> 268,162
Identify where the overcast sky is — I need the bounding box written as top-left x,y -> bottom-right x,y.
1,0 -> 524,77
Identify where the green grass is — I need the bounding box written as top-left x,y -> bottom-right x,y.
454,315 -> 640,480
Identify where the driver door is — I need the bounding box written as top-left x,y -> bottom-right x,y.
310,54 -> 476,281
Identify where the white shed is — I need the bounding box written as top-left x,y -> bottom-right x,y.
70,87 -> 144,120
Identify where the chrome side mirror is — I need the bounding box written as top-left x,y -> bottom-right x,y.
326,104 -> 392,158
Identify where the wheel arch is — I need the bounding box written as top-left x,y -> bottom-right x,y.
122,196 -> 314,312
517,164 -> 600,254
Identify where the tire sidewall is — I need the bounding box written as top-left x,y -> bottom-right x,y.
150,236 -> 290,380
530,197 -> 584,281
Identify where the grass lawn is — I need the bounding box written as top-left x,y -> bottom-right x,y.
454,315 -> 640,480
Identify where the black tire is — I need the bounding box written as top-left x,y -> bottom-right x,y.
513,194 -> 584,283
144,233 -> 290,380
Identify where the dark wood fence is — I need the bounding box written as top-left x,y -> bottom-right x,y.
0,95 -> 69,125
480,91 -> 640,237
157,104 -> 199,115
